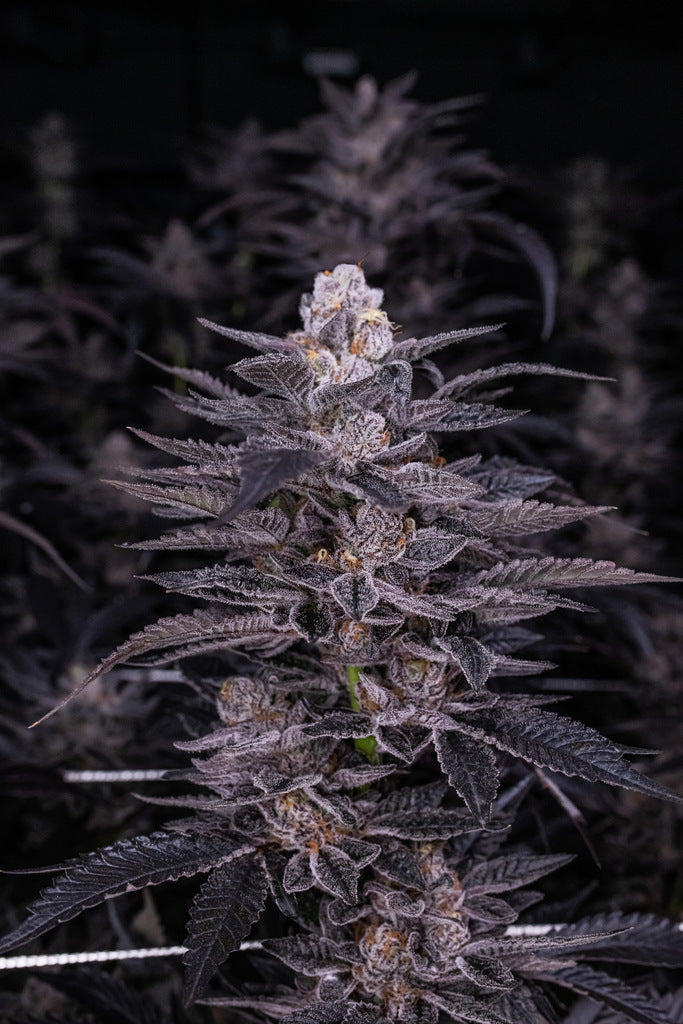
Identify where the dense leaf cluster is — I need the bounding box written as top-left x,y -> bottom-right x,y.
2,264 -> 680,1022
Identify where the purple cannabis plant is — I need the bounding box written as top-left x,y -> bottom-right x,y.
2,264 -> 680,1021
194,75 -> 556,337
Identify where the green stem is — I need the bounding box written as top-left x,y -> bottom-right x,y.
346,665 -> 378,764
160,297 -> 188,394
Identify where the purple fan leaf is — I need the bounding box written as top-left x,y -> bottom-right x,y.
540,965 -> 673,1024
264,935 -> 361,974
183,854 -> 268,1003
0,831 -> 249,954
434,730 -> 500,823
462,852 -> 574,895
392,324 -> 503,362
459,705 -> 681,801
217,448 -> 327,524
32,610 -> 288,725
472,557 -> 674,590
198,318 -> 298,353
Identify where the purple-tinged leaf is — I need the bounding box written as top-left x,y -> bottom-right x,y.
540,965 -> 672,1024
281,1003 -> 380,1024
137,351 -> 235,398
436,361 -> 611,400
127,508 -> 290,552
393,463 -> 484,503
218,448 -> 327,523
272,555 -> 340,590
454,956 -> 516,991
327,899 -> 367,926
372,841 -> 424,889
376,727 -> 415,762
232,353 -> 316,403
375,580 -> 478,621
254,768 -> 323,794
146,564 -> 298,605
372,433 -> 430,464
310,845 -> 362,904
345,471 -> 409,510
0,831 -> 248,954
392,324 -> 503,362
466,930 -> 620,960
383,890 -> 426,917
312,372 -> 383,412
469,499 -> 613,537
459,705 -> 681,802
471,557 -> 675,590
462,895 -> 518,925
264,935 -> 361,974
552,912 -> 683,967
317,308 -> 355,349
162,387 -> 287,428
422,991 -> 515,1024
290,600 -> 335,642
330,573 -> 380,619
377,780 -> 449,815
283,851 -> 315,894
331,763 -> 397,787
409,400 -> 527,433
435,635 -> 496,689
493,981 -> 561,1024
262,849 -> 299,916
107,478 -> 234,518
198,318 -> 297,353
336,838 -> 382,868
462,853 -> 573,894
182,854 -> 267,1003
434,730 -> 500,823
370,809 -> 486,841
491,655 -> 556,677
128,427 -> 237,467
468,456 -> 555,499
32,610 -> 288,725
402,532 -> 469,570
302,711 -> 372,740
377,360 -> 413,404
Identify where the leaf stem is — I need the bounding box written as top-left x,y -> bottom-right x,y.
346,665 -> 379,764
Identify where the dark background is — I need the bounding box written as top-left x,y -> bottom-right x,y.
1,0 -> 682,185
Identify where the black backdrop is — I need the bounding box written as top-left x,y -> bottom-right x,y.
2,0 -> 682,181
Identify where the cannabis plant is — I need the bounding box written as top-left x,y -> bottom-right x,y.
194,74 -> 556,337
2,264 -> 680,1021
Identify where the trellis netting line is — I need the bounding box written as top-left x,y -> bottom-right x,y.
62,769 -> 172,782
5,926 -> 681,970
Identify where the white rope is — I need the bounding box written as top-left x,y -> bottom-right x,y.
2,925 -> 680,970
0,940 -> 263,970
115,669 -> 187,684
505,923 -> 557,936
62,769 -> 172,783
0,947 -> 187,969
